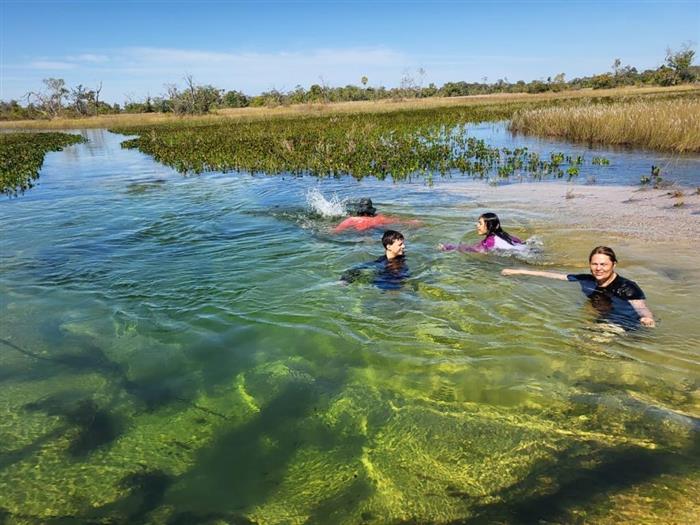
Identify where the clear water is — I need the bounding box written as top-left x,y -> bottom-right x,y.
477,121 -> 700,186
1,129 -> 698,524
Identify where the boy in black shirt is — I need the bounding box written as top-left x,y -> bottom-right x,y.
340,230 -> 409,291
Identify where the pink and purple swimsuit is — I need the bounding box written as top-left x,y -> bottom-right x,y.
441,234 -> 525,253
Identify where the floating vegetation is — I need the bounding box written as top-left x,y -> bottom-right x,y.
0,132 -> 86,196
640,164 -> 672,188
112,108 -> 609,182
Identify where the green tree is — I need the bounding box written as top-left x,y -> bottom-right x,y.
223,90 -> 250,108
665,43 -> 696,82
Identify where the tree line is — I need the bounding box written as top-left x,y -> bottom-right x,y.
2,45 -> 696,120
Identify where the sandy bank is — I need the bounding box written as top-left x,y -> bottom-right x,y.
442,181 -> 700,243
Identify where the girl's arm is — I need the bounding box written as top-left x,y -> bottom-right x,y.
629,299 -> 656,327
439,241 -> 484,253
501,268 -> 569,280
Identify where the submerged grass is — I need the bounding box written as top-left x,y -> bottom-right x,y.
0,132 -> 86,196
510,97 -> 700,153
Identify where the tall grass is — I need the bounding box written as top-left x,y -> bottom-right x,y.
509,97 -> 700,153
2,85 -> 697,130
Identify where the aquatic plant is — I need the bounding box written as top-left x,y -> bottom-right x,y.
509,97 -> 700,152
0,132 -> 86,196
112,108 -> 604,183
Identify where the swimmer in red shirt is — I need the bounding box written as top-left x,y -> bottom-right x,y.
332,198 -> 419,233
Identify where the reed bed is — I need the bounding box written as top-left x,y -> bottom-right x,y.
510,97 -> 700,153
0,132 -> 86,195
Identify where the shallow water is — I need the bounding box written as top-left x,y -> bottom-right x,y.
476,121 -> 700,186
1,129 -> 699,524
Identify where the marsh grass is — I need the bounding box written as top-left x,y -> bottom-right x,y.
112,107 -> 606,182
0,132 -> 86,195
1,85 -> 696,130
510,97 -> 700,153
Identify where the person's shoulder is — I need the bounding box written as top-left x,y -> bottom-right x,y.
612,275 -> 646,299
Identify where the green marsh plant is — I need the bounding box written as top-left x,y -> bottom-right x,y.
0,132 -> 86,196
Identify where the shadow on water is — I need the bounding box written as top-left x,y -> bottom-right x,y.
0,335 -> 235,478
1,330 -> 360,523
0,337 -> 222,413
169,379 -> 349,512
6,380 -> 348,524
10,470 -> 175,525
24,396 -> 124,458
447,433 -> 700,525
303,476 -> 375,525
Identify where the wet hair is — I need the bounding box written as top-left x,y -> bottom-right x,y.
479,212 -> 518,245
347,198 -> 377,217
588,246 -> 617,263
382,230 -> 404,249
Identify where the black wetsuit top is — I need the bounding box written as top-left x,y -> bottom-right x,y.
567,273 -> 646,328
340,255 -> 409,291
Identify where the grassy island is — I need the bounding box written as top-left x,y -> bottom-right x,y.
0,132 -> 86,196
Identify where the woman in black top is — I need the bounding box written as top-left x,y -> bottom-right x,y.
501,246 -> 655,327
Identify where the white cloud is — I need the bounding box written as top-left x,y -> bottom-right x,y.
3,45 -> 555,103
66,53 -> 110,63
27,60 -> 77,70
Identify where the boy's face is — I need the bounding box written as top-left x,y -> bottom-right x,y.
385,238 -> 405,259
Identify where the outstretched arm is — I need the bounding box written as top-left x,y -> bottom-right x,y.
501,268 -> 569,280
439,242 -> 484,253
381,215 -> 421,228
629,299 -> 656,327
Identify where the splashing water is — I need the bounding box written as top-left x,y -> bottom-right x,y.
305,187 -> 347,217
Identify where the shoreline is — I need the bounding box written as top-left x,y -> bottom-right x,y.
439,181 -> 700,243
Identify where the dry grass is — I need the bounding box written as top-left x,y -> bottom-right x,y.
510,96 -> 700,153
1,85 -> 697,130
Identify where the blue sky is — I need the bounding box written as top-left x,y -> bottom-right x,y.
1,0 -> 698,103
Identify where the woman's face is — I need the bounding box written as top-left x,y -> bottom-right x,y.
476,217 -> 488,235
589,254 -> 616,284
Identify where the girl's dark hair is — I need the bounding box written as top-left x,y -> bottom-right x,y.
588,246 -> 617,263
480,212 -> 517,245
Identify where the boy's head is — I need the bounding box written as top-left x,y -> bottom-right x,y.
382,230 -> 405,259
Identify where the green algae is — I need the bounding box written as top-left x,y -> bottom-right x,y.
1,335 -> 697,524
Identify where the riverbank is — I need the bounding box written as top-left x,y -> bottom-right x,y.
441,181 -> 700,243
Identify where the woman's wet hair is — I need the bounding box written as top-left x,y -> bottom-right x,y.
589,246 -> 617,263
480,212 -> 518,245
382,230 -> 404,249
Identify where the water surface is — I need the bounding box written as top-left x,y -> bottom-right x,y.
1,129 -> 698,524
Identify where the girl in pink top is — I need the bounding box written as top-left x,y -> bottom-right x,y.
440,212 -> 525,253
